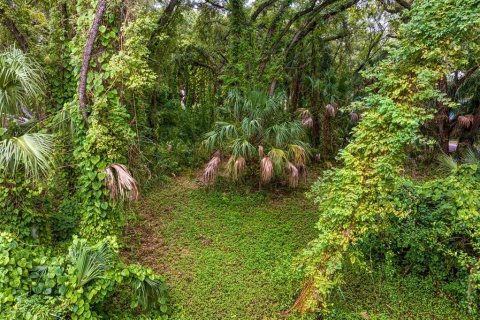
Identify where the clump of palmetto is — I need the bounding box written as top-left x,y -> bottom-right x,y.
202,89 -> 310,188
105,163 -> 139,201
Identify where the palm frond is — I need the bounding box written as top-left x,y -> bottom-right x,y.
203,151 -> 221,185
268,148 -> 287,174
458,115 -> 474,128
461,148 -> 479,165
437,153 -> 458,175
0,47 -> 44,116
131,274 -> 167,310
298,108 -> 314,128
0,132 -> 54,177
69,239 -> 114,287
226,155 -> 246,180
285,162 -> 299,188
231,139 -> 256,159
350,112 -> 360,123
105,163 -> 139,201
260,156 -> 273,183
288,144 -> 307,167
325,104 -> 337,117
266,121 -> 303,147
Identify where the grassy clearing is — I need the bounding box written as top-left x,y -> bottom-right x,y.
123,175 -> 472,320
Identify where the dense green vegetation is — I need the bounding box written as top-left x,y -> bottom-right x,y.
125,177 -> 472,319
0,0 -> 479,318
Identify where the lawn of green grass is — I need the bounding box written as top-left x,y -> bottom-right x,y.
122,176 -> 473,320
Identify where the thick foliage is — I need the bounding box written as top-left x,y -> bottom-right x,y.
202,89 -> 310,187
0,233 -> 168,319
297,0 -> 480,313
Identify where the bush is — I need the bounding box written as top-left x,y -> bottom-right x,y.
0,233 -> 169,320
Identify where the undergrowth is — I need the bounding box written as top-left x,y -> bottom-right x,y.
123,176 -> 472,319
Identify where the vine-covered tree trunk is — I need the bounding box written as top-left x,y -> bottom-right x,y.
0,8 -> 28,51
78,0 -> 107,122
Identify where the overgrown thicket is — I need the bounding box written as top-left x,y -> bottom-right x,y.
0,0 -> 480,318
294,0 -> 480,316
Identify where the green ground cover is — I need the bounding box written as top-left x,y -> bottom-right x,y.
123,176 -> 472,320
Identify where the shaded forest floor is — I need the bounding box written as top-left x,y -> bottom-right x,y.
122,173 -> 472,320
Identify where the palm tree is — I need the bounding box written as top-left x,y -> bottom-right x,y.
0,47 -> 53,178
202,89 -> 310,187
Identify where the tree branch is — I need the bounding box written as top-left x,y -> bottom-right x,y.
204,0 -> 225,10
0,7 -> 28,51
394,0 -> 412,9
251,0 -> 279,22
284,0 -> 359,56
78,0 -> 107,123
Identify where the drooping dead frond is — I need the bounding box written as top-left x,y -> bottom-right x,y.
105,163 -> 139,201
350,112 -> 359,123
258,145 -> 264,158
285,162 -> 299,188
289,144 -> 307,167
298,109 -> 313,128
226,155 -> 247,181
203,151 -> 221,185
325,104 -> 337,117
260,156 -> 273,183
458,114 -> 474,128
233,156 -> 246,180
268,148 -> 287,174
302,116 -> 313,128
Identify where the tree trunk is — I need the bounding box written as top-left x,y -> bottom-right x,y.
0,8 -> 28,51
435,77 -> 450,153
78,0 -> 107,123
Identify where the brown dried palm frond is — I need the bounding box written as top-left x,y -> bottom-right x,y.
325,104 -> 337,117
297,108 -> 311,119
203,151 -> 221,185
105,163 -> 139,201
258,145 -> 264,158
350,112 -> 359,123
233,156 -> 246,180
260,156 -> 273,183
458,114 -> 474,128
226,155 -> 246,181
301,116 -> 313,128
297,109 -> 313,128
285,162 -> 299,188
289,144 -> 307,167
